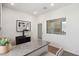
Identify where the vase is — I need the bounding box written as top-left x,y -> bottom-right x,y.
0,46 -> 9,54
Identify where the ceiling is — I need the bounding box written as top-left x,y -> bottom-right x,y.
2,3 -> 71,16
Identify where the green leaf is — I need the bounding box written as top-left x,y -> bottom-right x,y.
0,38 -> 9,46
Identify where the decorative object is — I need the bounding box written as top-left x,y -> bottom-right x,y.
16,20 -> 31,32
47,17 -> 66,35
0,37 -> 10,54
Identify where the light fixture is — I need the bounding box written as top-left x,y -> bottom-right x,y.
43,6 -> 48,10
50,3 -> 54,6
33,11 -> 37,15
10,3 -> 14,5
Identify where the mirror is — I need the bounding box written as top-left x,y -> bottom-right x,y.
47,17 -> 66,35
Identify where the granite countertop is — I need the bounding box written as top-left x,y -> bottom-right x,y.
0,40 -> 49,56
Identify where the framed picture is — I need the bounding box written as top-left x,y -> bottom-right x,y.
16,20 -> 31,32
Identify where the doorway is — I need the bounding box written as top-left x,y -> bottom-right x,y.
38,23 -> 42,39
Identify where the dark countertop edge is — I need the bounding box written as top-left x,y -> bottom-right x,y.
24,43 -> 49,56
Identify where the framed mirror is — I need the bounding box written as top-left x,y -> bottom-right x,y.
47,17 -> 66,35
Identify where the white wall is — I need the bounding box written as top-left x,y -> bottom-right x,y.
1,7 -> 37,44
38,4 -> 79,55
0,3 -> 1,20
0,4 -> 2,34
1,4 -> 79,55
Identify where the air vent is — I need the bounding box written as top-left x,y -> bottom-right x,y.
43,7 -> 48,10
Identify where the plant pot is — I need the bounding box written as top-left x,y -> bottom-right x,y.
0,46 -> 9,54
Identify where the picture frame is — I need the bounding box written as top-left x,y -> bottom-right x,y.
16,20 -> 31,32
46,17 -> 66,35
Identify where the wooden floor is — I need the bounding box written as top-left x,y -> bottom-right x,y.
48,45 -> 59,54
43,52 -> 56,56
48,45 -> 78,56
62,51 -> 78,56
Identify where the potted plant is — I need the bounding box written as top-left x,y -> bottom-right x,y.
0,38 -> 10,54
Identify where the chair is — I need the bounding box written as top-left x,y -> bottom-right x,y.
48,42 -> 64,56
56,48 -> 63,56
